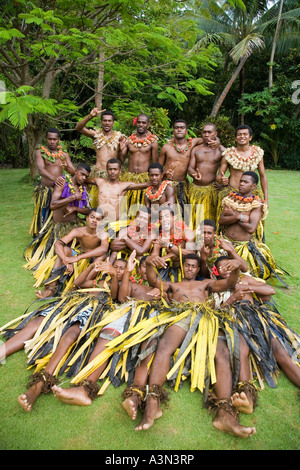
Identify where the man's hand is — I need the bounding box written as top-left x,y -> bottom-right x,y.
146,255 -> 168,269
127,250 -> 137,272
219,171 -> 229,186
89,105 -> 106,119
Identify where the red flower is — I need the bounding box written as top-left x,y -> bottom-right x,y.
212,265 -> 219,277
133,117 -> 137,125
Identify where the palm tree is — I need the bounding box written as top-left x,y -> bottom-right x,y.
192,0 -> 300,117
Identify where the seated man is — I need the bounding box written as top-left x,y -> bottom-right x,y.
150,206 -> 196,281
109,207 -> 156,264
144,162 -> 175,212
131,253 -> 241,431
35,208 -> 109,298
0,257 -> 129,412
24,162 -> 91,272
218,171 -> 287,286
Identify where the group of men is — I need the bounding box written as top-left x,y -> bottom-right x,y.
1,107 -> 299,440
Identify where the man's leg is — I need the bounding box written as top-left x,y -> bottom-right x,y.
209,333 -> 256,438
272,337 -> 300,388
0,316 -> 44,362
53,329 -> 120,406
18,323 -> 81,412
135,324 -> 187,431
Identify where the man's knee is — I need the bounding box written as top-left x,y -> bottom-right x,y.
215,338 -> 230,365
63,323 -> 80,343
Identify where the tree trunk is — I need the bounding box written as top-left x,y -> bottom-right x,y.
210,55 -> 248,118
95,50 -> 105,107
269,0 -> 283,89
25,119 -> 44,180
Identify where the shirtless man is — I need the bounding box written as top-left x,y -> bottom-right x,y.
30,127 -> 75,236
134,254 -> 242,432
75,107 -> 124,171
50,163 -> 91,223
87,158 -> 150,225
218,171 -> 284,284
187,123 -> 225,226
35,208 -> 109,298
109,207 -> 156,264
120,114 -> 159,174
144,162 -> 176,210
216,124 -> 268,206
24,163 -> 91,271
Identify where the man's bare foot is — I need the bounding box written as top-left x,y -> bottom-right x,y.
52,385 -> 92,406
35,287 -> 55,299
232,391 -> 254,414
17,383 -> 43,412
122,396 -> 140,420
213,407 -> 256,438
135,397 -> 162,431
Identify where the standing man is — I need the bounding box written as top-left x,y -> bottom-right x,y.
159,120 -> 219,218
187,123 -> 225,227
75,107 -> 125,206
216,124 -> 268,239
119,114 -> 159,210
30,127 -> 75,237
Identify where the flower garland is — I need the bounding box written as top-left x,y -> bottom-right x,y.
206,236 -> 221,267
222,191 -> 264,213
145,180 -> 171,202
127,220 -> 155,240
93,129 -> 123,150
160,220 -> 188,245
223,145 -> 264,171
128,132 -> 158,148
171,137 -> 192,154
64,173 -> 84,196
40,145 -> 65,163
129,274 -> 149,285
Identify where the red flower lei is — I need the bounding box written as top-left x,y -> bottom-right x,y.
229,191 -> 264,204
127,220 -> 155,240
161,220 -> 188,245
146,180 -> 171,201
129,132 -> 158,148
40,145 -> 65,163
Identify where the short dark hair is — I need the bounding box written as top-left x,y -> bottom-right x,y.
137,113 -> 150,122
140,255 -> 148,266
101,110 -> 115,121
235,124 -> 253,137
243,171 -> 259,185
214,256 -> 230,279
203,122 -> 217,131
77,162 -> 91,173
173,119 -> 187,128
107,158 -> 122,169
182,253 -> 201,267
88,207 -> 104,217
46,127 -> 61,138
148,162 -> 164,173
199,219 -> 217,231
137,206 -> 151,215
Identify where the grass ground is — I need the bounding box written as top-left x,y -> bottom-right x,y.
0,168 -> 299,451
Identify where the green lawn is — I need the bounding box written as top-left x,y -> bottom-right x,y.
0,168 -> 299,451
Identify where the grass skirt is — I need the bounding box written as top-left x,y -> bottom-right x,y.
29,184 -> 53,237
188,183 -> 218,229
23,219 -> 85,272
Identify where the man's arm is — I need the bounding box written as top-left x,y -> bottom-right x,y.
67,234 -> 110,264
210,259 -> 240,293
118,250 -> 136,302
146,255 -> 170,291
63,152 -> 76,176
54,228 -> 82,263
151,140 -> 159,163
75,107 -> 105,138
216,156 -> 229,185
158,145 -> 167,167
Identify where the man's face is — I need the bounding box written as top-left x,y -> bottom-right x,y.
173,123 -> 187,140
101,115 -> 114,133
46,132 -> 60,151
202,125 -> 217,144
136,116 -> 149,134
148,168 -> 163,187
136,210 -> 150,230
235,129 -> 252,146
239,174 -> 255,195
199,224 -> 215,248
87,210 -> 103,230
113,260 -> 127,281
75,168 -> 90,185
159,210 -> 174,232
183,259 -> 199,280
139,261 -> 147,281
107,163 -> 121,181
